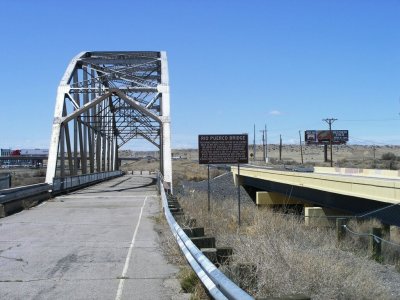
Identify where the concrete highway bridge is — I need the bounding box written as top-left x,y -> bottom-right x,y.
232,165 -> 400,226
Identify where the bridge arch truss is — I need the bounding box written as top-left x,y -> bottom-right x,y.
46,51 -> 172,188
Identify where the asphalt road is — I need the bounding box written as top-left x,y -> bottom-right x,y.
0,175 -> 179,299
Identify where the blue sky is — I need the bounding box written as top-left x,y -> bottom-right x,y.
0,0 -> 399,150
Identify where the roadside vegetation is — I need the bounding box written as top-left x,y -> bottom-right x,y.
167,156 -> 400,299
178,191 -> 400,299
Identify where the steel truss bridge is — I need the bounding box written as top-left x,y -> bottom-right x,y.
45,51 -> 172,189
0,51 -> 253,298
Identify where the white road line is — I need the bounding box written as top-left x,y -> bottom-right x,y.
115,196 -> 147,300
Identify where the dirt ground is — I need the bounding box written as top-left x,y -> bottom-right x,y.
0,168 -> 46,188
170,144 -> 400,165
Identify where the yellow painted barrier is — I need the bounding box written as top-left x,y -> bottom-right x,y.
314,167 -> 400,178
231,166 -> 400,205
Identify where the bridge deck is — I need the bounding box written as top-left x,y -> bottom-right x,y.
0,175 -> 178,299
232,165 -> 400,204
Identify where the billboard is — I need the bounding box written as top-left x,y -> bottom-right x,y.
198,134 -> 249,164
305,130 -> 348,145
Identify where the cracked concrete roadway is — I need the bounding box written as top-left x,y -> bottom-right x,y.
0,175 -> 179,300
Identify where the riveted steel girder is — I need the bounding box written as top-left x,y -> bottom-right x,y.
46,51 -> 172,189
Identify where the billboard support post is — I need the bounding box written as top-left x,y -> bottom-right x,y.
299,130 -> 304,164
324,145 -> 328,162
323,118 -> 338,167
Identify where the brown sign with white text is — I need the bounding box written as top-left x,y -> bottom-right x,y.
198,134 -> 249,164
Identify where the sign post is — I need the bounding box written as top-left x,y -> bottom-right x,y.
237,162 -> 241,226
207,164 -> 210,212
198,134 -> 249,226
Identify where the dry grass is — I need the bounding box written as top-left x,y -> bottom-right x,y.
172,160 -> 224,187
153,212 -> 186,266
178,191 -> 400,299
177,266 -> 209,299
341,218 -> 400,265
120,159 -> 160,173
0,168 -> 46,188
154,210 -> 210,299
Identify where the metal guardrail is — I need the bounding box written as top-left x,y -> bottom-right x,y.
0,171 -> 123,218
52,171 -> 123,192
0,183 -> 51,204
157,173 -> 253,300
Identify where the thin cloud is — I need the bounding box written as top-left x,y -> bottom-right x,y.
269,110 -> 282,116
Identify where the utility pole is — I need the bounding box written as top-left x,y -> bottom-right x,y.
259,124 -> 268,163
253,124 -> 256,161
299,130 -> 304,164
373,145 -> 376,160
279,134 -> 282,161
265,124 -> 268,163
259,129 -> 265,161
373,145 -> 376,168
322,118 -> 337,167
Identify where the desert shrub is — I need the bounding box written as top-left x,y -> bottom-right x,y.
382,152 -> 397,160
268,158 -> 279,164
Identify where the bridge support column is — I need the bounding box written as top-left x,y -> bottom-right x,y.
305,207 -> 331,226
305,207 -> 348,227
233,174 -> 243,187
256,191 -> 303,206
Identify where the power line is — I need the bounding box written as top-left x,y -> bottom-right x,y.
349,137 -> 392,146
342,118 -> 400,122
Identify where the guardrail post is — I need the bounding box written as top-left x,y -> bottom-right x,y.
0,204 -> 5,218
382,224 -> 390,238
336,218 -> 347,243
216,247 -> 233,265
370,227 -> 382,261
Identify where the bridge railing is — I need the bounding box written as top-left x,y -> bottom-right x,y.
0,183 -> 50,204
52,171 -> 123,193
0,183 -> 51,217
157,173 -> 253,300
0,171 -> 123,218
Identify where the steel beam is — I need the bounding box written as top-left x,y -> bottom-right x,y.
46,51 -> 172,190
160,51 -> 172,190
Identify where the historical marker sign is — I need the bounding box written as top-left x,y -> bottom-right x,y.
198,134 -> 249,164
